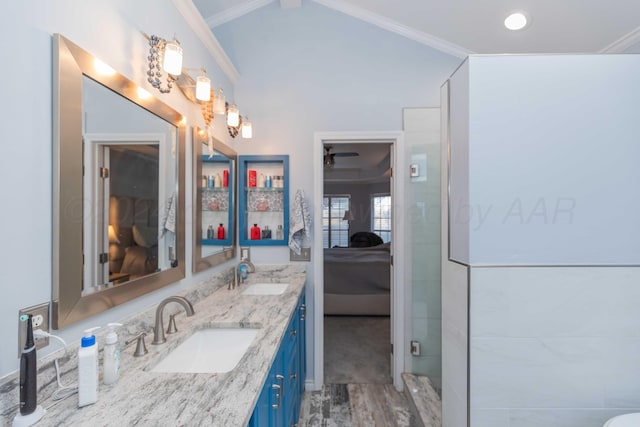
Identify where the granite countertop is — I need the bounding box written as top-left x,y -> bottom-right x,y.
8,264 -> 306,427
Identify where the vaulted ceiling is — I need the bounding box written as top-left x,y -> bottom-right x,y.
192,0 -> 640,57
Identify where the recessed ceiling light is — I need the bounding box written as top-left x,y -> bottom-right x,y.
504,12 -> 528,31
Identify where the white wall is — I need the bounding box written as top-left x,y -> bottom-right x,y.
0,0 -> 235,378
211,1 -> 461,383
465,55 -> 640,265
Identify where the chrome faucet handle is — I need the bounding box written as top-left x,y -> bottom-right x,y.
125,331 -> 148,357
166,314 -> 178,334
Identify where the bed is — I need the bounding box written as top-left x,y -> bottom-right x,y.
323,241 -> 391,315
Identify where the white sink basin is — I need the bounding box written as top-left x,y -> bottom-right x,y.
151,328 -> 258,374
241,283 -> 289,295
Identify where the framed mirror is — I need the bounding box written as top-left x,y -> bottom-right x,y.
192,127 -> 236,272
52,34 -> 186,328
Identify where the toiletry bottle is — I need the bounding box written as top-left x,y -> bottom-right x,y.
207,225 -> 214,240
208,175 -> 214,188
202,175 -> 208,188
250,224 -> 261,240
19,314 -> 37,416
262,225 -> 272,239
103,323 -> 122,385
223,170 -> 229,187
78,327 -> 100,407
258,173 -> 266,188
248,170 -> 257,187
217,223 -> 225,240
276,224 -> 284,240
214,173 -> 221,188
265,175 -> 272,188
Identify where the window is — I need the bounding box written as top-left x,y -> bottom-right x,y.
322,195 -> 350,248
371,194 -> 391,243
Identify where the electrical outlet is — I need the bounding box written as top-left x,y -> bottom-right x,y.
410,340 -> 421,356
18,302 -> 50,357
240,246 -> 251,262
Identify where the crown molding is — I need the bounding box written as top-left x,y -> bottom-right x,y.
172,0 -> 240,84
600,25 -> 640,53
205,0 -> 275,28
311,0 -> 472,58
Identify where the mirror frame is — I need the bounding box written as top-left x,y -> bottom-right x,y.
52,34 -> 186,329
192,127 -> 237,273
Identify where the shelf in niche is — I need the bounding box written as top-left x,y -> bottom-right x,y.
245,187 -> 284,192
202,187 -> 229,192
202,209 -> 228,212
248,209 -> 284,213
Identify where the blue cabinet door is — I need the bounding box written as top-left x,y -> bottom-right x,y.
249,293 -> 307,427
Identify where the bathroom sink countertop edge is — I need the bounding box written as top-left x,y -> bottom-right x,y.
33,264 -> 306,427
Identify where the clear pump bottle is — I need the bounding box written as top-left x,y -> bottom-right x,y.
103,323 -> 122,385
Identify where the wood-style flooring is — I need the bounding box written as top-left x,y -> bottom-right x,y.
298,383 -> 418,427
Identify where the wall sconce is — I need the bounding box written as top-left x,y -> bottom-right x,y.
241,117 -> 253,139
195,69 -> 211,102
145,34 -> 183,94
227,103 -> 240,127
342,210 -> 354,221
214,88 -> 226,115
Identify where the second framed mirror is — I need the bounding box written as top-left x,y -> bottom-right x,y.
192,127 -> 237,272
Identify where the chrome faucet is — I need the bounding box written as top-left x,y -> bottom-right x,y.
151,296 -> 195,345
233,259 -> 255,289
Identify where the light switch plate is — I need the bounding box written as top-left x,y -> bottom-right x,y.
290,247 -> 311,262
240,247 -> 251,262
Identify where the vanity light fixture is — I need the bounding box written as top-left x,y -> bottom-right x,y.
504,12 -> 529,30
195,69 -> 211,102
227,104 -> 240,127
145,33 -> 183,94
214,89 -> 226,115
241,117 -> 253,139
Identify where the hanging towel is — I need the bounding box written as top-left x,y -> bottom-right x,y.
161,192 -> 177,235
289,189 -> 312,255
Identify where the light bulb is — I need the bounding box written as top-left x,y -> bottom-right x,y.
241,118 -> 253,139
227,104 -> 239,127
162,41 -> 183,75
196,75 -> 211,101
214,89 -> 226,115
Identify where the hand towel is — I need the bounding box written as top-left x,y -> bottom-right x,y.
289,189 -> 311,255
161,192 -> 176,235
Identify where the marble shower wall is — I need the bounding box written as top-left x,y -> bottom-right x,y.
469,266 -> 640,427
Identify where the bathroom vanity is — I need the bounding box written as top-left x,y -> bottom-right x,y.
2,265 -> 306,426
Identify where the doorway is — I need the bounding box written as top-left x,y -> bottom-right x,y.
312,131 -> 406,391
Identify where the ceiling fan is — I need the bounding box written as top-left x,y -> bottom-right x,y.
324,146 -> 359,168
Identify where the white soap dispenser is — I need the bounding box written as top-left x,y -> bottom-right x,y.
103,323 -> 122,385
78,327 -> 100,407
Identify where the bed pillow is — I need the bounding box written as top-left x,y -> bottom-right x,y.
132,224 -> 158,248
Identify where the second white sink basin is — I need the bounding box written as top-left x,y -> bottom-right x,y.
151,328 -> 258,374
241,283 -> 289,295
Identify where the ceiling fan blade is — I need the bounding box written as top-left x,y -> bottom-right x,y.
332,152 -> 359,157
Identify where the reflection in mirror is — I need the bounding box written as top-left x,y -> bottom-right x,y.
192,127 -> 236,273
53,34 -> 185,328
82,76 -> 178,294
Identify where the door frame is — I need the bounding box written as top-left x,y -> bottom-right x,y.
311,131 -> 406,391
